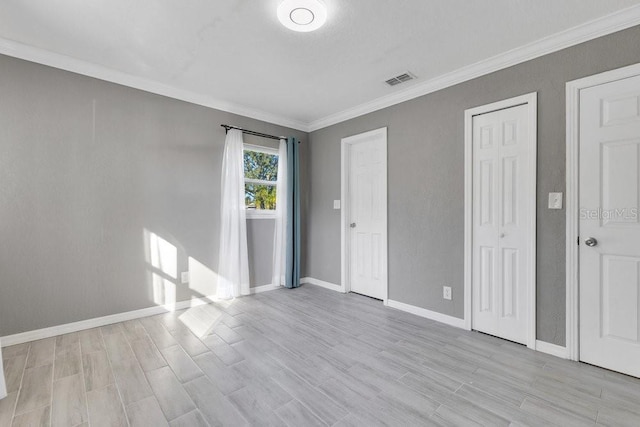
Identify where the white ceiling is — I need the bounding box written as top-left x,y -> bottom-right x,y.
1,0 -> 640,130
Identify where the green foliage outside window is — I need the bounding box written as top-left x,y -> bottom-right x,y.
244,150 -> 279,210
245,183 -> 277,210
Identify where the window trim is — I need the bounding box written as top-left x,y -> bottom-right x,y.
245,178 -> 276,186
244,144 -> 278,156
243,144 -> 279,219
246,208 -> 278,219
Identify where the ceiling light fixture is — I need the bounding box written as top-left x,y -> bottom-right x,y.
277,0 -> 327,32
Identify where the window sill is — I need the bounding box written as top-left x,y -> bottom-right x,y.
246,210 -> 277,220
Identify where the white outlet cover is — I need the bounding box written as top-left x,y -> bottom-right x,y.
333,200 -> 341,209
548,192 -> 563,209
443,286 -> 452,300
181,272 -> 189,284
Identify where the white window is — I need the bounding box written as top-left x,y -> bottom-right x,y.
243,144 -> 280,219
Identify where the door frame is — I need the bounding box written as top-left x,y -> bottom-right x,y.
340,127 -> 388,303
463,92 -> 538,350
565,62 -> 640,362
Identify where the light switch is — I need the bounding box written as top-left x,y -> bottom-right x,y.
333,200 -> 341,210
548,192 -> 563,209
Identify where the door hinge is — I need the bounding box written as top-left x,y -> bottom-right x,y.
577,236 -> 580,245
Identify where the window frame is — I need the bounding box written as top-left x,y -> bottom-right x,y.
243,143 -> 280,219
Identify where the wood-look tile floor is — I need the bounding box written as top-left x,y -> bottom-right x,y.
2,284 -> 640,426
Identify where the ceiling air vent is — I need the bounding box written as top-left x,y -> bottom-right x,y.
385,72 -> 416,87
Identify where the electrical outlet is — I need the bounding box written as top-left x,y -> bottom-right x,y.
443,286 -> 452,300
333,200 -> 341,209
181,272 -> 189,284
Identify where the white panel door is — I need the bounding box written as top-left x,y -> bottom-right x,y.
579,74 -> 640,377
348,130 -> 387,300
472,104 -> 532,345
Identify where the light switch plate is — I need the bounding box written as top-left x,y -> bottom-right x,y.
548,192 -> 563,209
333,200 -> 341,210
181,272 -> 189,284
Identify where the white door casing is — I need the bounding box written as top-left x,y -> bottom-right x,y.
577,74 -> 640,378
341,127 -> 388,301
464,93 -> 537,349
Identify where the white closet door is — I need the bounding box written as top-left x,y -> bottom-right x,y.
472,104 -> 532,345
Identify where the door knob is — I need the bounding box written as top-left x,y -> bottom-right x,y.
585,237 -> 598,247
350,223 -> 356,228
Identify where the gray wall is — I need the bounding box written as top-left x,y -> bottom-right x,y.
0,55 -> 307,336
306,26 -> 640,346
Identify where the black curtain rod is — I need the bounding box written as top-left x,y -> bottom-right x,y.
221,124 -> 286,141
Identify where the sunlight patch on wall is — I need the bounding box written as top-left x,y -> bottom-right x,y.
144,229 -> 178,311
147,231 -> 178,279
188,256 -> 218,298
151,272 -> 177,311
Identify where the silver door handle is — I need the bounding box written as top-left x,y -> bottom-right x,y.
585,237 -> 598,247
350,223 -> 356,228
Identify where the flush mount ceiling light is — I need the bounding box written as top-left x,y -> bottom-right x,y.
277,0 -> 327,32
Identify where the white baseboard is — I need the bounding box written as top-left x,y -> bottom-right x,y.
301,277 -> 343,292
0,284 -> 280,347
387,301 -> 569,360
0,295 -> 213,347
386,299 -> 466,329
536,340 -> 569,359
250,284 -> 282,294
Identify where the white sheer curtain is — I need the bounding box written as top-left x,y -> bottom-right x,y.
217,129 -> 250,299
272,139 -> 288,287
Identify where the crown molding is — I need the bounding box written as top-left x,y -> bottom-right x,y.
2,4 -> 639,134
0,37 -> 310,132
307,4 -> 640,132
